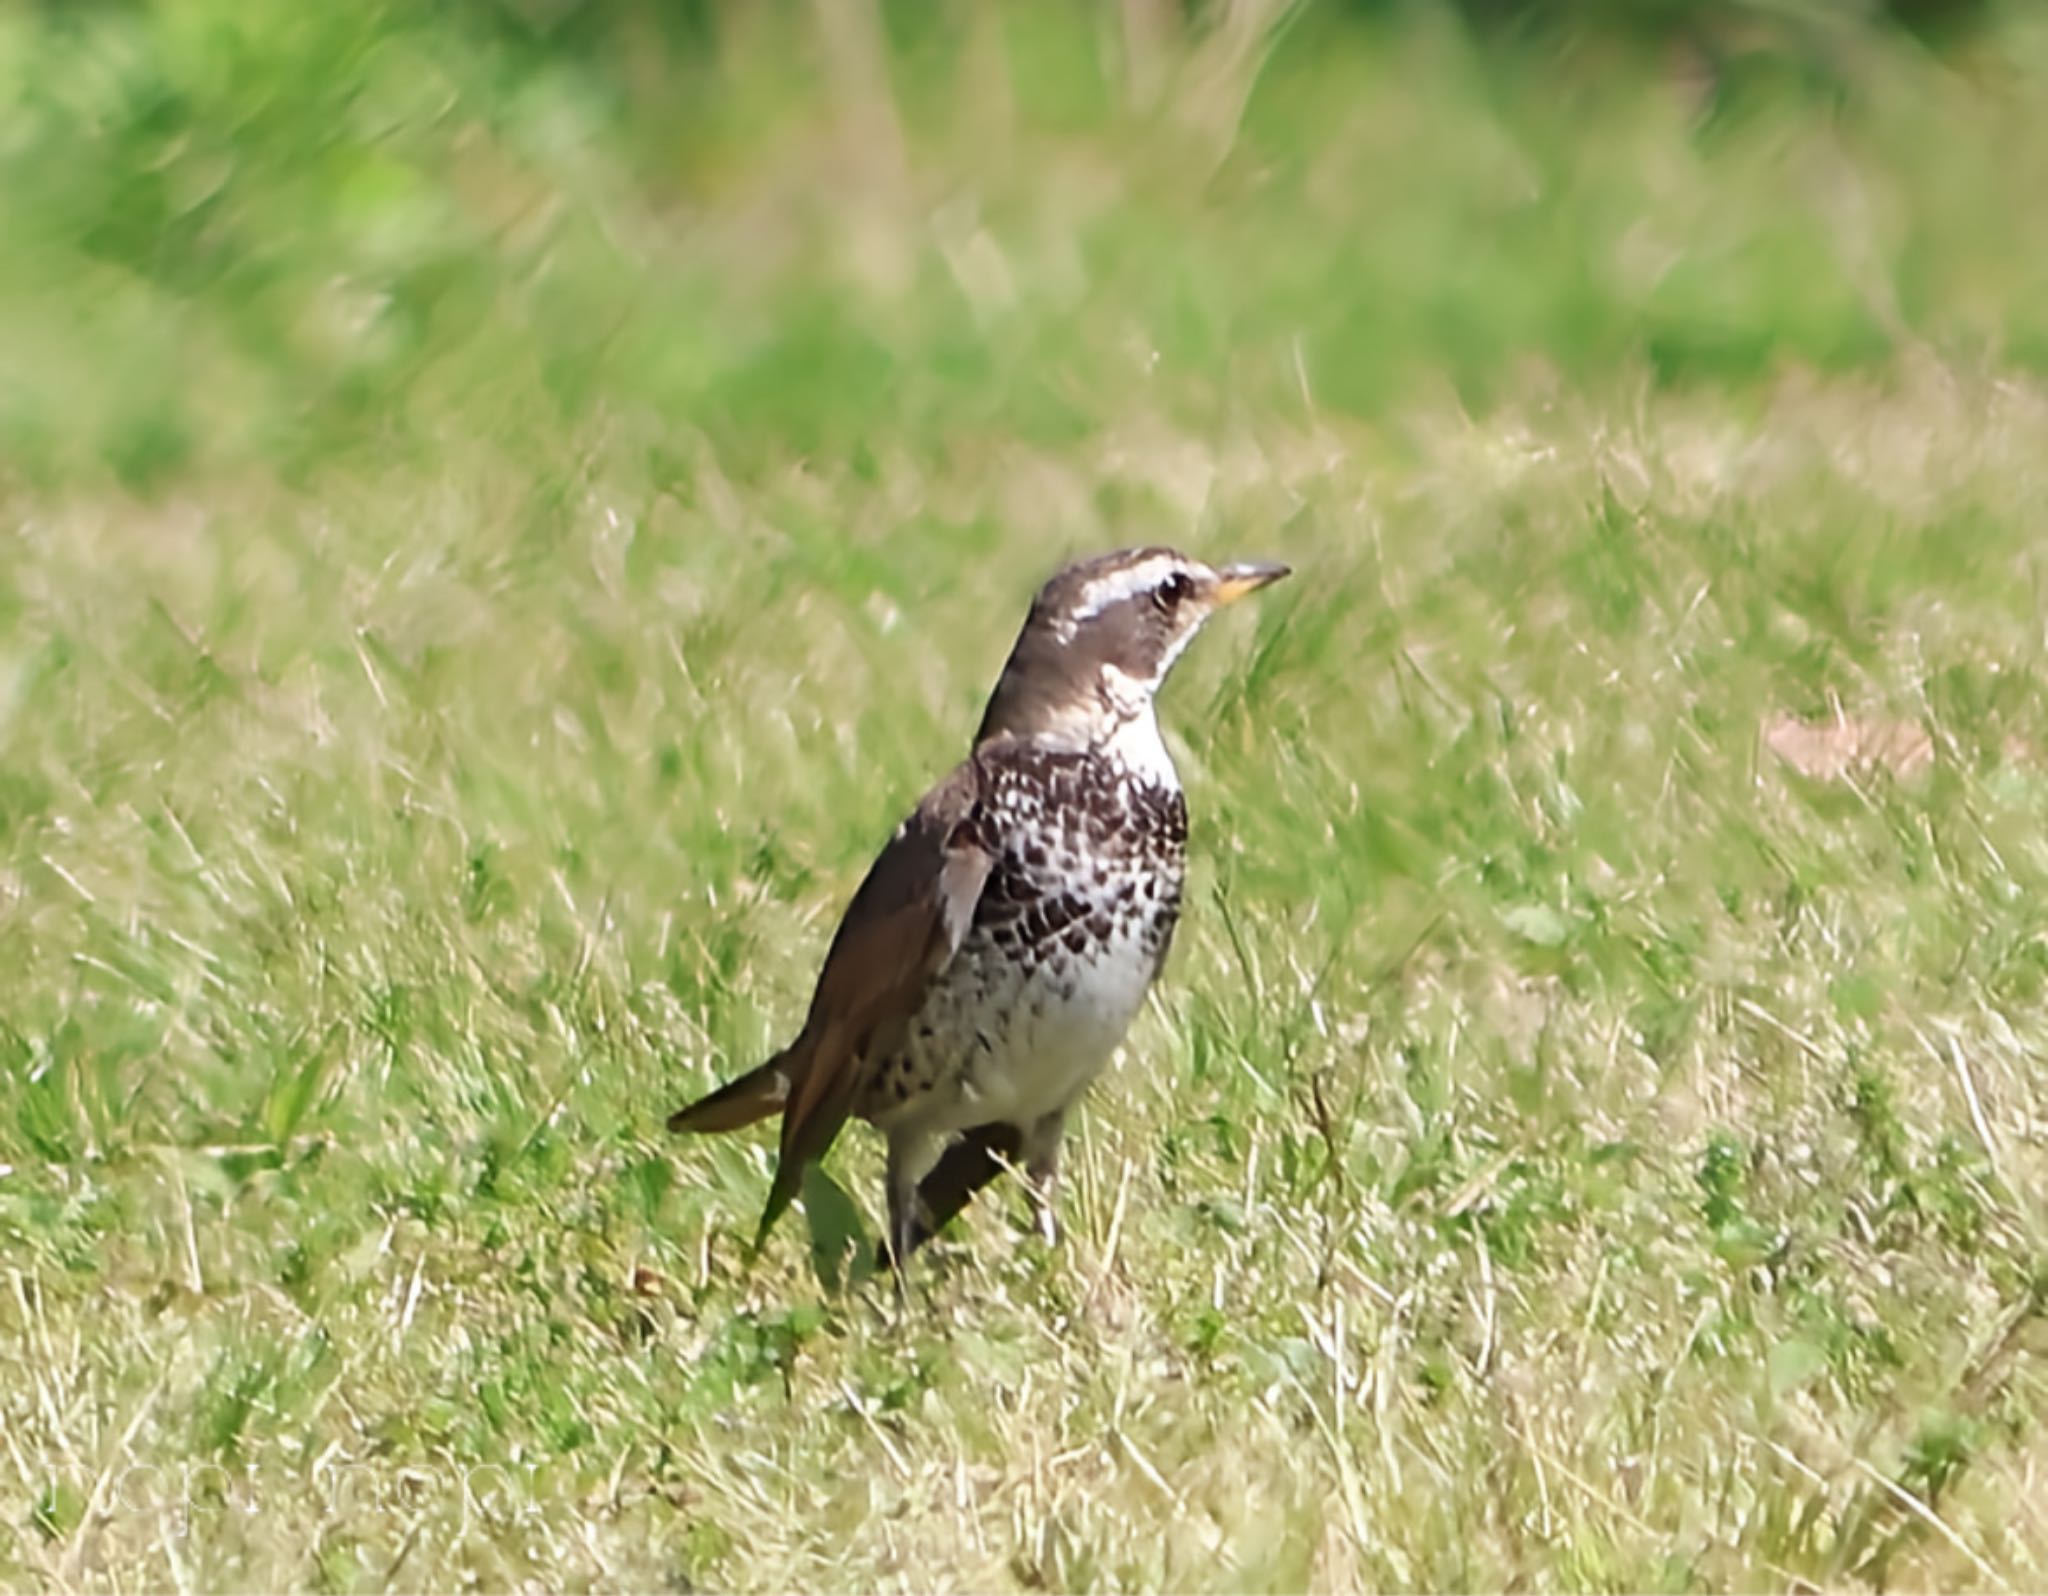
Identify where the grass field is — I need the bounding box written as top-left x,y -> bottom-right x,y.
5,1 -> 2048,1589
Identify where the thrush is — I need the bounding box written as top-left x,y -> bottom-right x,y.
667,546 -> 1289,1270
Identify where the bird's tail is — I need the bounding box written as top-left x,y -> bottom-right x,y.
667,1024 -> 853,1256
666,1047 -> 798,1135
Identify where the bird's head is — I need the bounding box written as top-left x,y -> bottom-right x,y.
977,546 -> 1290,745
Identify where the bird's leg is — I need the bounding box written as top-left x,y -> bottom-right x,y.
1021,1110 -> 1068,1247
882,1196 -> 915,1295
879,1123 -> 1024,1271
882,1136 -> 935,1288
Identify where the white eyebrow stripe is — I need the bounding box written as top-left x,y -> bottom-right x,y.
1070,555 -> 1180,624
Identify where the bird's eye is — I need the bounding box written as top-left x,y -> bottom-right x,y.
1154,571 -> 1194,610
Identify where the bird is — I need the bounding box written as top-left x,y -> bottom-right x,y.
667,546 -> 1290,1271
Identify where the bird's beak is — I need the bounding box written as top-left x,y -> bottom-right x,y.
1209,560 -> 1292,605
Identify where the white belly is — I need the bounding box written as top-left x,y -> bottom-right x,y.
968,929 -> 1158,1122
873,905 -> 1167,1141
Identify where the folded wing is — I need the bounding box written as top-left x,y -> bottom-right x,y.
668,753 -> 998,1249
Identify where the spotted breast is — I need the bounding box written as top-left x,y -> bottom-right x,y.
858,734 -> 1187,1141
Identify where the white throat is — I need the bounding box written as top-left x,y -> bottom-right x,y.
1097,666 -> 1180,790
1105,708 -> 1178,789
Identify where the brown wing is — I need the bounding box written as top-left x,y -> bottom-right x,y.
752,753 -> 996,1247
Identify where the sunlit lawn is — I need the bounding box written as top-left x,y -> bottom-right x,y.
2,3 -> 2047,1589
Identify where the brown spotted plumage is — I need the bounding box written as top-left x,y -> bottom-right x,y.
667,547 -> 1289,1271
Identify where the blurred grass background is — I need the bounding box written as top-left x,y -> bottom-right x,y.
4,0 -> 2048,1589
